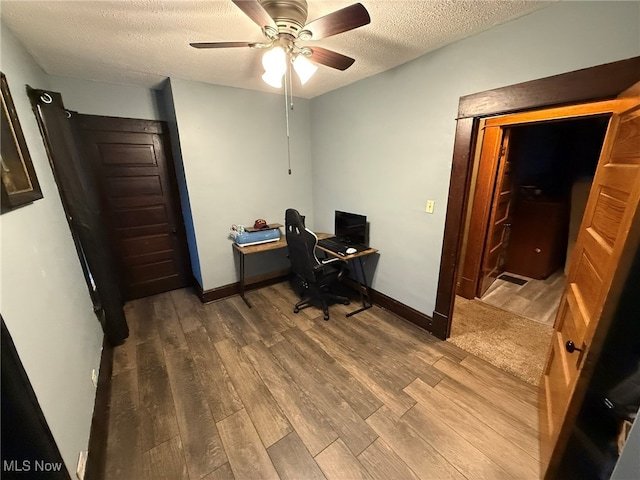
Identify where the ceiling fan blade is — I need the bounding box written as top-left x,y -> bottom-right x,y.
232,0 -> 277,30
302,3 -> 370,40
308,47 -> 355,71
190,41 -> 256,49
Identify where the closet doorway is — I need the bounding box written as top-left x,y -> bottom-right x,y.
461,115 -> 609,326
447,100 -> 622,387
456,101 -> 616,328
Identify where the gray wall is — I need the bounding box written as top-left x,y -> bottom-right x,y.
160,80 -> 203,286
309,1 -> 640,316
168,78 -> 314,291
0,25 -> 104,472
49,74 -> 163,120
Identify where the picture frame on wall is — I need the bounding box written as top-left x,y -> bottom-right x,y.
1,71 -> 43,213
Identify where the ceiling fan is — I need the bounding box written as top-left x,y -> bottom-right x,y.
190,0 -> 371,87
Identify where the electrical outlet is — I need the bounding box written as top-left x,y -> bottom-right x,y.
425,200 -> 435,214
91,369 -> 98,388
76,451 -> 87,480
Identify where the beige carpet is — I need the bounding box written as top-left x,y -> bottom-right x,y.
450,297 -> 554,386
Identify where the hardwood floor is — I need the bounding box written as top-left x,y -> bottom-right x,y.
104,282 -> 540,479
481,270 -> 566,326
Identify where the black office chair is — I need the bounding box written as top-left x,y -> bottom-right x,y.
285,208 -> 349,320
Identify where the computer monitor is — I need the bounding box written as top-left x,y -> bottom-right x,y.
335,210 -> 367,246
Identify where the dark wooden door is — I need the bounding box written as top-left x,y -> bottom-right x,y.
74,115 -> 192,300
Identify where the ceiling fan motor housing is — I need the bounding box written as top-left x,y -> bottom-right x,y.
260,0 -> 308,38
190,0 -> 366,73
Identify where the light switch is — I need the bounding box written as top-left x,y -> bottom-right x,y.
425,200 -> 435,214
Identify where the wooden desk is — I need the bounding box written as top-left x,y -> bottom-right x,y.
233,233 -> 378,316
233,232 -> 332,308
317,241 -> 378,317
233,237 -> 287,308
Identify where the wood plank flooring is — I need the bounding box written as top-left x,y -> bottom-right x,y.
104,283 -> 540,479
481,270 -> 565,326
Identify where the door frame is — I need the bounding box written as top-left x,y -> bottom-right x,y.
457,100 -> 622,301
431,56 -> 640,340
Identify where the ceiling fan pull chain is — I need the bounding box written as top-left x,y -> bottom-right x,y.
289,61 -> 294,111
286,130 -> 292,175
284,65 -> 292,175
288,63 -> 294,174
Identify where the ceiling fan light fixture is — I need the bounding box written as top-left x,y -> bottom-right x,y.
261,46 -> 287,88
262,70 -> 284,88
293,54 -> 317,85
262,46 -> 287,73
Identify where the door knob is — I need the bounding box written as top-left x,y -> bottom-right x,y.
565,340 -> 584,354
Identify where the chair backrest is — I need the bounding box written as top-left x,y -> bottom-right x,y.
285,208 -> 320,282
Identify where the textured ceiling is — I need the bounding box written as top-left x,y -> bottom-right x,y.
1,1 -> 550,99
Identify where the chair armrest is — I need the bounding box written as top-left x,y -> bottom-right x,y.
313,263 -> 334,274
320,257 -> 342,266
314,259 -> 348,282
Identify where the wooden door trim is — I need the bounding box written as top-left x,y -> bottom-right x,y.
457,57 -> 640,119
431,56 -> 640,340
485,99 -> 622,127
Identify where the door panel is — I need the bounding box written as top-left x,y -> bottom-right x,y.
106,175 -> 163,197
75,116 -> 192,300
457,125 -> 503,299
100,143 -> 156,165
479,130 -> 513,296
540,91 -> 640,478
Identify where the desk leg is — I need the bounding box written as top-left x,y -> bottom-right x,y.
346,256 -> 372,317
238,250 -> 251,308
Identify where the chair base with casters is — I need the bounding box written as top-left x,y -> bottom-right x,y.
293,278 -> 350,321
